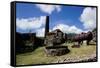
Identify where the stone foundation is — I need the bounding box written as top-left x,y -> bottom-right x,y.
71,44 -> 80,48
44,46 -> 70,56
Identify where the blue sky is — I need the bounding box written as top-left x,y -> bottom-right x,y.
16,3 -> 96,36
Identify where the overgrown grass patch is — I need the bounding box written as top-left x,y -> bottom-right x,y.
16,42 -> 96,65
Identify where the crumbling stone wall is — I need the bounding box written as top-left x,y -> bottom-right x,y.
44,29 -> 70,56
44,46 -> 70,56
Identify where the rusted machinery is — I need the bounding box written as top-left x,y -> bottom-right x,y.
72,31 -> 93,45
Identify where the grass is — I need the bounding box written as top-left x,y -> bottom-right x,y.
16,41 -> 97,65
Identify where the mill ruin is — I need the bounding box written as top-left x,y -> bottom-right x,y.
44,16 -> 70,56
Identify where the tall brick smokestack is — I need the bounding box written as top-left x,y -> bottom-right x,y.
45,16 -> 49,38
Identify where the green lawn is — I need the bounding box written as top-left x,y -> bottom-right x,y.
16,42 -> 97,65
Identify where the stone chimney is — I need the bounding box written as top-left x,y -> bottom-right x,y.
45,16 -> 49,38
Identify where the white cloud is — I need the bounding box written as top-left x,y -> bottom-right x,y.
36,28 -> 52,37
16,16 -> 46,30
52,24 -> 83,34
80,7 -> 96,31
36,23 -> 83,37
36,28 -> 45,37
35,4 -> 61,14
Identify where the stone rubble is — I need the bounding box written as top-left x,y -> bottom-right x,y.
51,54 -> 96,63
